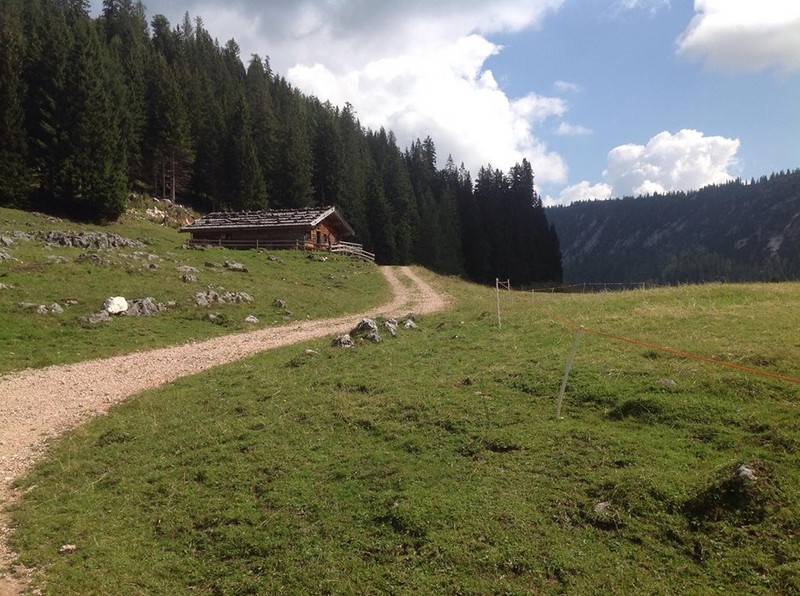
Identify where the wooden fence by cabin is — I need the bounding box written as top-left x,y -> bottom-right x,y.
184,237 -> 375,262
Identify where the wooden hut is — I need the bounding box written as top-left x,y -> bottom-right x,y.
180,206 -> 373,260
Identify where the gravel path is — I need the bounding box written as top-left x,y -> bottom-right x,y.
0,266 -> 448,594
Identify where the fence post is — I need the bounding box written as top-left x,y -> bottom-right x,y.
496,278 -> 501,328
556,326 -> 584,419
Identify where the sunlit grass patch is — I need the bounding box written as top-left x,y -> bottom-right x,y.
7,264 -> 800,593
0,206 -> 388,374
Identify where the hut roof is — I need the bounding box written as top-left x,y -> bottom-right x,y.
180,206 -> 355,237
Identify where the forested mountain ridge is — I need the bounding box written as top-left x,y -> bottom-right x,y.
0,0 -> 561,284
546,170 -> 800,284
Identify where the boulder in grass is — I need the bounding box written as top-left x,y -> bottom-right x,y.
85,310 -> 112,324
102,296 -> 128,314
124,297 -> 161,317
384,318 -> 398,337
351,318 -> 381,343
402,315 -> 419,330
332,334 -> 355,348
244,315 -> 260,324
224,260 -> 248,272
195,289 -> 220,307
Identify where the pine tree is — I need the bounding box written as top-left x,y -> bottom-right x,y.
336,104 -> 371,251
245,54 -> 276,205
22,0 -> 72,208
456,163 -> 490,281
54,11 -> 127,220
310,99 -> 345,207
271,77 -> 313,207
0,0 -> 29,205
100,0 -> 150,185
145,53 -> 194,203
365,162 -> 396,263
22,2 -> 127,220
225,92 -> 267,210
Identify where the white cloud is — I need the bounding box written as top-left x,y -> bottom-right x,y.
550,129 -> 740,205
615,0 -> 671,16
290,34 -> 569,184
545,181 -> 612,206
677,0 -> 800,75
553,80 -> 581,93
603,129 -> 740,197
183,0 -> 564,74
555,122 -> 592,136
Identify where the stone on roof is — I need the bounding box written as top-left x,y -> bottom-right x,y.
181,206 -> 354,236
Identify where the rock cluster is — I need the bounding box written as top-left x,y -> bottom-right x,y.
84,295 -> 173,323
331,334 -> 355,348
125,297 -> 174,317
40,230 -> 145,249
0,231 -> 35,243
332,314 -> 419,348
76,253 -> 111,266
352,318 -> 382,343
224,260 -> 248,272
19,302 -> 64,315
195,287 -> 254,307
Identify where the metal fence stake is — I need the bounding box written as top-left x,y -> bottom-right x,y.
556,326 -> 584,419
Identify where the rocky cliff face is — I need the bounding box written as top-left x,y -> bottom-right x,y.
546,170 -> 800,284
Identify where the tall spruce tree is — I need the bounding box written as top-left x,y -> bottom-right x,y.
23,2 -> 127,220
0,0 -> 29,205
145,53 -> 194,202
271,77 -> 313,207
22,0 -> 72,209
245,54 -> 276,205
310,100 -> 345,207
100,0 -> 150,185
55,10 -> 127,220
225,92 -> 267,210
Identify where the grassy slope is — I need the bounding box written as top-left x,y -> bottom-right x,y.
8,268 -> 800,594
0,206 -> 389,375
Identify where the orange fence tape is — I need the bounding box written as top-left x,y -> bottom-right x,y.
551,314 -> 800,386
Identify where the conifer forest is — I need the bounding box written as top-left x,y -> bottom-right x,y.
0,0 -> 563,284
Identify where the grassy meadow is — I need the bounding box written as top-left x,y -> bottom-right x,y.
0,206 -> 388,375
7,255 -> 800,593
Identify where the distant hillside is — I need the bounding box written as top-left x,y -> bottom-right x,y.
546,169 -> 800,284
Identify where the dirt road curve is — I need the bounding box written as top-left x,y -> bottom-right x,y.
0,266 -> 447,595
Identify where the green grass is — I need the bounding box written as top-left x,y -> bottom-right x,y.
8,271 -> 800,594
0,206 -> 389,374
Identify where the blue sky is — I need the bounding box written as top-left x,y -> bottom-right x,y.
91,0 -> 800,205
